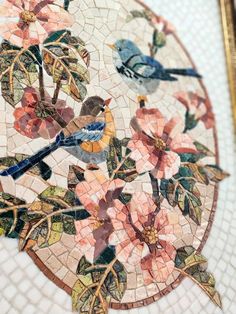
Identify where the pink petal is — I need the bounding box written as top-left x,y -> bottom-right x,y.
163,116 -> 184,141
135,108 -> 166,138
170,133 -> 197,154
128,133 -> 158,174
129,192 -> 157,231
37,3 -> 74,33
0,1 -> 22,17
151,151 -> 180,179
75,218 -> 96,263
174,91 -> 191,109
141,248 -> 176,284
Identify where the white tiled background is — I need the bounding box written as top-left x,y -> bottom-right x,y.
0,0 -> 236,313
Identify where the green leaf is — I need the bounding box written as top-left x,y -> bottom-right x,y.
107,137 -> 138,183
19,186 -> 87,250
39,186 -> 77,208
73,257 -> 127,313
193,141 -> 215,157
184,110 -> 198,131
0,193 -> 27,238
42,30 -> 90,102
161,167 -> 203,224
107,137 -> 122,176
175,246 -> 207,270
176,185 -> 202,225
184,163 -> 209,185
126,9 -> 153,23
204,165 -> 229,183
179,153 -> 206,163
0,40 -> 39,107
175,246 -> 222,309
118,193 -> 132,205
153,30 -> 166,48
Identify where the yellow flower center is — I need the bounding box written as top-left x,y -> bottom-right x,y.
142,226 -> 159,245
154,138 -> 166,151
20,10 -> 36,24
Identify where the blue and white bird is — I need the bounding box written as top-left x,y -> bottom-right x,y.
109,39 -> 202,95
0,97 -> 115,180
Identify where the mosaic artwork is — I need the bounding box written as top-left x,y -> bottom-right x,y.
0,0 -> 230,313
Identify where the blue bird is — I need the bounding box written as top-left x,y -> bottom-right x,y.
0,97 -> 115,180
109,39 -> 202,95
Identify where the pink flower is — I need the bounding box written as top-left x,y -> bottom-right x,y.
108,192 -> 181,284
14,87 -> 74,139
128,108 -> 197,179
174,91 -> 214,129
75,168 -> 125,263
0,0 -> 74,48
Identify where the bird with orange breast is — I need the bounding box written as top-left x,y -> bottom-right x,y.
0,96 -> 115,180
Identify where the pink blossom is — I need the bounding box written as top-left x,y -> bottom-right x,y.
14,87 -> 74,139
174,91 -> 214,129
75,168 -> 125,263
128,108 -> 197,179
0,0 -> 74,48
108,192 -> 181,284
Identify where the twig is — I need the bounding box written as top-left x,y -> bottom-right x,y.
39,66 -> 45,101
110,151 -> 132,180
52,80 -> 61,105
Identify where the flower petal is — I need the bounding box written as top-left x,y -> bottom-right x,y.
129,192 -> 157,231
75,217 -> 96,263
170,133 -> 197,154
151,151 -> 180,179
141,247 -> 176,284
134,108 -> 166,138
128,133 -> 158,174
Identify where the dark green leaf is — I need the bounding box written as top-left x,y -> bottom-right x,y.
175,246 -> 222,308
0,40 -> 39,107
43,30 -> 89,102
0,192 -> 27,238
118,193 -> 132,205
73,256 -> 127,313
193,141 -> 215,157
184,110 -> 198,131
39,186 -> 77,208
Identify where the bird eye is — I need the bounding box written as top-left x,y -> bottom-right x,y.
118,47 -> 122,52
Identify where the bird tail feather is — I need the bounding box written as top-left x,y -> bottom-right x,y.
0,135 -> 63,180
166,68 -> 202,79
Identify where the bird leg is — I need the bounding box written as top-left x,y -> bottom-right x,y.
138,95 -> 148,108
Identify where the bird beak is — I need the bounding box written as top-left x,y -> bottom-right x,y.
104,98 -> 112,106
107,43 -> 116,51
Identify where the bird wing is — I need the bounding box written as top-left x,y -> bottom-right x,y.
126,54 -> 177,81
62,121 -> 106,146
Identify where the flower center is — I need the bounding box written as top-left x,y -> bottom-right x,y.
142,226 -> 158,245
154,138 -> 166,151
20,10 -> 36,24
35,101 -> 54,119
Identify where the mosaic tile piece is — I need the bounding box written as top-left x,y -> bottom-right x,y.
0,0 -> 230,313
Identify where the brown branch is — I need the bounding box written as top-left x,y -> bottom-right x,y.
39,66 -> 45,101
52,80 -> 61,105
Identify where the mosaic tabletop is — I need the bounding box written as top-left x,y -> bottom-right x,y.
0,0 -> 235,313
